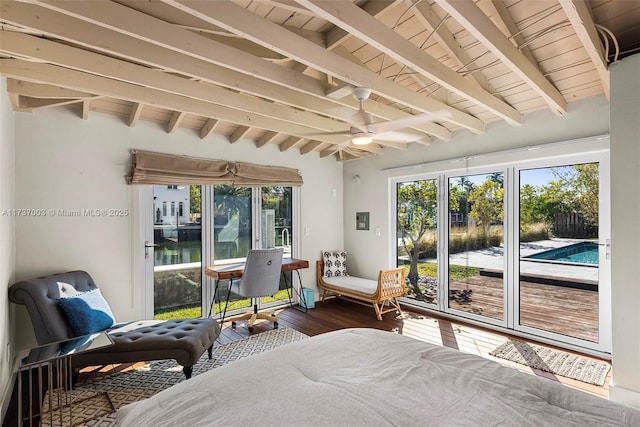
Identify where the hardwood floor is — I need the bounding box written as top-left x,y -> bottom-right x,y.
79,298 -> 611,400
218,298 -> 611,399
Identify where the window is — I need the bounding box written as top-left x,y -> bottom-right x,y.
146,184 -> 298,320
162,201 -> 167,216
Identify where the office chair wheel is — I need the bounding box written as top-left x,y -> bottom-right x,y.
231,321 -> 237,329
274,321 -> 279,329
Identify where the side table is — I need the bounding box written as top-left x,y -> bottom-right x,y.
16,332 -> 114,426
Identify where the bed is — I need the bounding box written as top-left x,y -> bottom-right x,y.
116,328 -> 640,426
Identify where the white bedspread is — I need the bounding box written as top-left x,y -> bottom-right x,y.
117,328 -> 640,426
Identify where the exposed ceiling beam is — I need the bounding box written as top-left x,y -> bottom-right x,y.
408,0 -> 491,92
434,0 -> 567,116
0,59 -> 365,148
230,125 -> 251,143
324,0 -> 402,50
6,79 -> 94,99
0,1 -> 449,140
256,131 -> 279,148
0,31 -> 348,134
294,0 -> 520,126
23,1 -> 329,96
167,111 -> 185,134
81,100 -> 90,120
128,102 -> 144,127
559,0 -> 609,99
159,0 -> 485,133
199,118 -> 220,139
299,140 -> 323,155
487,0 -> 539,70
279,136 -> 306,152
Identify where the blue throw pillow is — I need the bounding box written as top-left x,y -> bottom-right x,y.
57,289 -> 116,336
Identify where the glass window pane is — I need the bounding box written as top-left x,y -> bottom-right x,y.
396,180 -> 438,304
448,173 -> 504,321
153,184 -> 202,319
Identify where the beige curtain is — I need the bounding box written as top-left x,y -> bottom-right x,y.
127,150 -> 303,186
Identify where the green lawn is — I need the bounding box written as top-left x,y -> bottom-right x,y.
154,288 -> 292,320
403,261 -> 480,280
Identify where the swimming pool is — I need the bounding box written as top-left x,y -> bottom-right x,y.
523,242 -> 599,266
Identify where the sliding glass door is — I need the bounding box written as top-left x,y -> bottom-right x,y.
392,152 -> 610,352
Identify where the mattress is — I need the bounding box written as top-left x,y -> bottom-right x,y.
116,328 -> 640,426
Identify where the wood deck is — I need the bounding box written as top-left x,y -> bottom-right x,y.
449,274 -> 598,342
217,298 -> 610,399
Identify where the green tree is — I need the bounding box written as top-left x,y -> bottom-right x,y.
550,164 -> 599,227
469,179 -> 503,245
397,180 -> 439,297
189,185 -> 201,219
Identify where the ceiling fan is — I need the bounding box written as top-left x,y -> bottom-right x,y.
330,87 -> 451,146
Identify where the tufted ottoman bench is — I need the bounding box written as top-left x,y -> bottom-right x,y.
74,318 -> 220,378
9,270 -> 221,380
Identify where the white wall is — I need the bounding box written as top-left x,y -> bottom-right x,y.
609,53 -> 640,408
0,78 -> 16,420
342,95 -> 610,277
13,108 -> 343,347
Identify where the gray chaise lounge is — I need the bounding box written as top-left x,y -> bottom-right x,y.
9,270 -> 220,379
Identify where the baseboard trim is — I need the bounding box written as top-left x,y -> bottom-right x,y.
609,383 -> 640,409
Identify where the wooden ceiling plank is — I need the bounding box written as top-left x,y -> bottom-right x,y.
0,59 -> 354,146
199,118 -> 220,139
129,102 -> 144,127
230,125 -> 251,143
296,0 -> 519,126
161,0 -> 485,133
0,2 -> 449,141
167,111 -> 186,134
434,0 -> 567,116
256,130 -> 279,147
558,0 -> 610,99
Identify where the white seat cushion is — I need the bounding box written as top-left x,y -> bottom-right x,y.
323,276 -> 377,295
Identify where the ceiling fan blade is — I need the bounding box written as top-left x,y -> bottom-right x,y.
370,111 -> 452,135
371,130 -> 426,143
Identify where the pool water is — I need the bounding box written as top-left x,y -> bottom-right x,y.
523,242 -> 599,266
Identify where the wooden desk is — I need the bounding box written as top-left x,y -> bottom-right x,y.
205,258 -> 309,280
205,258 -> 310,318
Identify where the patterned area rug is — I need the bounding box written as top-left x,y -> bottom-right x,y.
489,340 -> 610,386
40,327 -> 309,426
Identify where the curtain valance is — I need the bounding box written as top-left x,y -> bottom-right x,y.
127,150 -> 303,186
